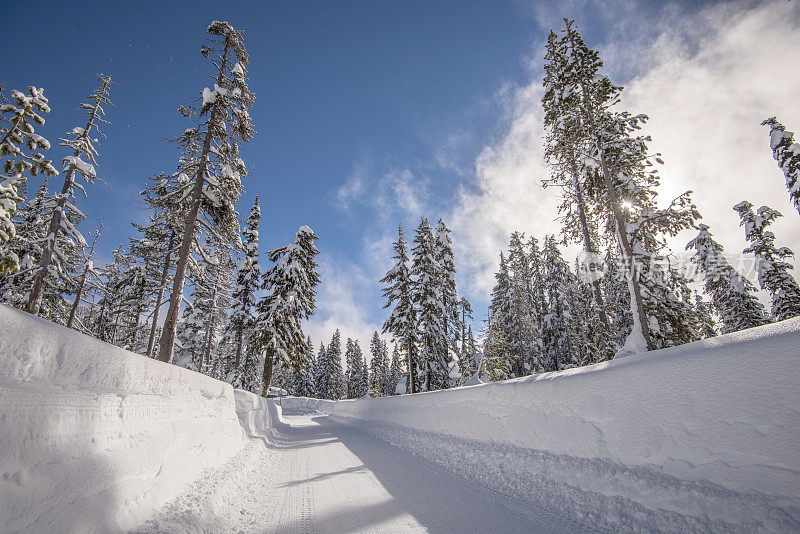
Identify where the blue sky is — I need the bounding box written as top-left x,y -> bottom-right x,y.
3,0 -> 800,350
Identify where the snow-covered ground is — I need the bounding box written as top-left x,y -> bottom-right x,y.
2,303 -> 799,532
320,318 -> 800,531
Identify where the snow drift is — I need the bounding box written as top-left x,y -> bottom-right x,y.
0,304 -> 245,532
286,318 -> 800,532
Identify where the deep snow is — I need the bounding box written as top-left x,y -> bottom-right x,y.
0,304 -> 244,532
2,303 -> 799,532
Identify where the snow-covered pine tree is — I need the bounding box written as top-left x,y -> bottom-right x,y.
369,331 -> 387,396
93,246 -> 136,345
412,217 -> 449,391
253,226 -> 320,396
0,85 -> 58,275
482,312 -> 512,381
544,20 -> 700,352
686,223 -> 770,334
136,172 -> 189,358
2,178 -> 49,306
66,221 -> 102,330
291,336 -> 317,398
357,343 -> 369,398
434,219 -> 460,361
762,118 -> 800,216
456,325 -> 478,385
226,196 -> 261,374
541,236 -> 579,371
317,330 -> 344,400
527,236 -> 548,322
380,225 -> 418,394
345,337 -> 360,399
694,292 -> 718,339
488,252 -> 520,375
734,201 -> 800,321
159,21 -> 255,363
388,343 -> 403,395
26,76 -> 112,315
541,57 -> 610,330
603,250 -> 633,347
507,232 -> 542,375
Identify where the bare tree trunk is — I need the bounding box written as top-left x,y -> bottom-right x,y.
147,230 -> 175,358
407,337 -> 416,394
261,346 -> 275,397
67,266 -> 89,328
201,283 -> 218,372
597,150 -> 653,350
158,42 -> 231,363
235,326 -> 243,369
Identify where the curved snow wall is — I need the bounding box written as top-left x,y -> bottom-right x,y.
296,319 -> 800,532
0,304 -> 244,533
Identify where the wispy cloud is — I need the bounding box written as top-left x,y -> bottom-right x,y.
448,0 -> 800,306
313,0 -> 800,346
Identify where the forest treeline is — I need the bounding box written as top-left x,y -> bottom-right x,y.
1,19 -> 799,399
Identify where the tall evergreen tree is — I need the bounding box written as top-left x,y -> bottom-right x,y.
762,118 -> 800,216
27,76 -> 112,315
734,201 -> 800,321
380,225 -> 417,394
253,225 -> 320,396
2,179 -> 50,306
369,331 -> 388,397
506,232 -> 542,374
159,21 -> 255,363
136,171 -> 189,358
412,217 -> 449,391
456,325 -> 478,385
317,330 -> 344,400
541,236 -> 579,371
292,336 -> 317,398
434,219 -> 460,359
488,252 -> 520,375
387,343 -> 403,395
543,19 -> 699,352
345,337 -> 361,399
226,196 -> 261,373
686,223 -> 770,333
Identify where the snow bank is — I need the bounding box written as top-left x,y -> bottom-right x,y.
325,319 -> 800,532
0,304 -> 245,532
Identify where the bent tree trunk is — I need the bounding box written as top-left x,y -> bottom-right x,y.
147,230 -> 175,358
67,265 -> 89,329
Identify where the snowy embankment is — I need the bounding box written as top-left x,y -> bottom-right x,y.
0,304 -> 245,532
286,319 -> 800,532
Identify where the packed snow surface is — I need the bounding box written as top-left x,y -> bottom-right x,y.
2,303 -> 799,532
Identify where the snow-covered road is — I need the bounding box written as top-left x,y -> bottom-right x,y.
137,414 -> 571,533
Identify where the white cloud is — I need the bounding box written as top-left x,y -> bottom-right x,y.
448,82 -> 560,299
304,253 -> 382,360
447,0 -> 800,309
623,0 -> 800,273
